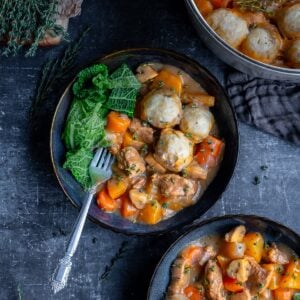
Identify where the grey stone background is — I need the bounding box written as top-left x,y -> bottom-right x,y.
0,0 -> 299,299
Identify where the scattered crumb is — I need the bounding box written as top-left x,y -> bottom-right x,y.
252,176 -> 261,185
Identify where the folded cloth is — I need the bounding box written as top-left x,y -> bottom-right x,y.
226,71 -> 300,146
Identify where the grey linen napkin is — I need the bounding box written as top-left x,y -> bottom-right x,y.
226,71 -> 300,146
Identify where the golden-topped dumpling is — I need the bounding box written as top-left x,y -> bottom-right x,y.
241,24 -> 282,64
180,104 -> 214,143
286,39 -> 300,68
154,129 -> 194,172
276,3 -> 300,39
206,9 -> 249,48
140,88 -> 182,128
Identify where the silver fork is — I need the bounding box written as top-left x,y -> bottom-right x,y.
51,148 -> 114,293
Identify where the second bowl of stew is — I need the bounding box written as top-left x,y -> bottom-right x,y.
50,48 -> 239,235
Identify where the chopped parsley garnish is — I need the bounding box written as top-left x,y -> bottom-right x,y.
162,203 -> 168,209
185,133 -> 193,138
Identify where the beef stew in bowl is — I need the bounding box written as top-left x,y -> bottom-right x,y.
51,48 -> 238,234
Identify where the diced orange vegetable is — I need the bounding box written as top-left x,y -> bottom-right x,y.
217,255 -> 231,273
263,264 -> 284,290
122,131 -> 144,150
280,259 -> 300,289
106,111 -> 131,134
120,195 -> 138,219
181,245 -> 203,265
138,200 -> 163,225
151,69 -> 183,95
210,0 -> 232,8
273,288 -> 294,300
167,201 -> 184,212
221,241 -> 246,259
243,232 -> 264,263
195,136 -> 224,168
107,177 -> 128,200
96,188 -> 117,212
194,0 -> 213,16
223,276 -> 244,293
184,285 -> 203,300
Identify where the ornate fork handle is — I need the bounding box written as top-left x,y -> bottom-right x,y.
51,190 -> 96,293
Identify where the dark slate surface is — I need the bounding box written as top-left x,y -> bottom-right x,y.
0,0 -> 299,299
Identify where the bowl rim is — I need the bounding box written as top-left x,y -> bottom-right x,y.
147,213 -> 300,299
185,0 -> 300,76
50,47 -> 239,235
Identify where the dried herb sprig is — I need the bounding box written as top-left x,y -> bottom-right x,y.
30,26 -> 91,118
234,0 -> 286,15
0,0 -> 65,57
99,241 -> 129,280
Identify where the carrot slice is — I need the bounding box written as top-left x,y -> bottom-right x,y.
210,0 -> 232,8
138,201 -> 163,224
151,69 -> 182,95
280,259 -> 300,289
273,288 -> 294,300
96,188 -> 117,212
181,245 -> 203,265
106,111 -> 131,133
223,276 -> 244,293
107,177 -> 128,200
194,0 -> 213,16
195,135 -> 224,168
184,285 -> 203,300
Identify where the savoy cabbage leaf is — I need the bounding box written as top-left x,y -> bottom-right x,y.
109,64 -> 141,89
105,88 -> 139,118
63,148 -> 93,190
63,63 -> 140,189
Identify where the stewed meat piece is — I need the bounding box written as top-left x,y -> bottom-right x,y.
135,64 -> 158,83
230,289 -> 251,300
168,257 -> 192,296
246,256 -> 273,295
158,174 -> 197,198
264,243 -> 289,264
106,131 -> 123,155
204,259 -> 226,300
116,146 -> 145,177
128,118 -> 154,144
198,246 -> 217,266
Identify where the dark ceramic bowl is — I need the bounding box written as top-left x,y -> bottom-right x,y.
148,215 -> 300,299
50,48 -> 239,235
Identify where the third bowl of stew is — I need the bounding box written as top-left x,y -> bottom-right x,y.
50,48 -> 239,235
148,215 -> 300,299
